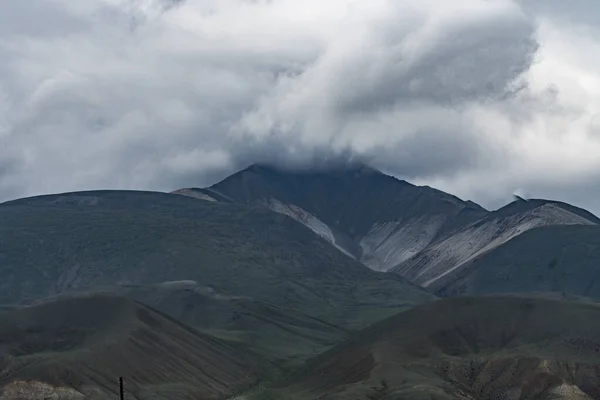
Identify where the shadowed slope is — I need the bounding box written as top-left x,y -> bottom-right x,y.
0,190 -> 434,331
33,282 -> 351,370
274,297 -> 600,400
0,295 -> 262,399
179,163 -> 487,271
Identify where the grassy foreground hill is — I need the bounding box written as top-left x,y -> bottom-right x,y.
0,190 -> 433,322
0,190 -> 434,370
33,282 -> 351,370
268,296 -> 600,400
0,294 -> 263,399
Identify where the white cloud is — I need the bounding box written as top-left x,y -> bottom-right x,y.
1,0 -> 600,212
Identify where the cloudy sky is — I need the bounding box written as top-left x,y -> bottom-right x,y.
1,0 -> 600,212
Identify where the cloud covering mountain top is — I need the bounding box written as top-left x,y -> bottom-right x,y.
1,0 -> 600,211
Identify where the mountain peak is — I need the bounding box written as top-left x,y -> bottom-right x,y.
243,161 -> 385,179
493,198 -> 600,224
203,162 -> 488,272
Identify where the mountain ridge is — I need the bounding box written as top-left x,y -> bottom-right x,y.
8,164 -> 596,302
176,163 -> 489,272
394,198 -> 598,287
174,163 -> 600,296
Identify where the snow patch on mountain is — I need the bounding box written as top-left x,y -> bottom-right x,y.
359,216 -> 447,272
263,198 -> 354,258
396,203 -> 596,287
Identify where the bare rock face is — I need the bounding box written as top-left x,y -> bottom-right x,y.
394,202 -> 598,287
0,381 -> 86,400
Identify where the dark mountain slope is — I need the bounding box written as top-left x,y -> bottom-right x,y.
394,198 -> 598,287
272,296 -> 600,400
0,294 -> 262,399
178,163 -> 487,271
432,224 -> 600,298
0,190 -> 434,330
182,164 -> 598,291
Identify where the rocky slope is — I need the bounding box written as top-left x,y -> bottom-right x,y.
176,163 -> 488,272
431,224 -> 600,298
393,198 -> 599,287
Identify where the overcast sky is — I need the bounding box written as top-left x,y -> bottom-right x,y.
1,0 -> 600,212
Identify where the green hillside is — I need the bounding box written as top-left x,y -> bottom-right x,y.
0,190 -> 434,369
37,282 -> 351,370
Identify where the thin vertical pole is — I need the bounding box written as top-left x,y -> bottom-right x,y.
119,377 -> 124,400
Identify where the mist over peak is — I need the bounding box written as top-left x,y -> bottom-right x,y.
1,0 -> 600,214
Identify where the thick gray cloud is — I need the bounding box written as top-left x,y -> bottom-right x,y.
1,0 -> 600,213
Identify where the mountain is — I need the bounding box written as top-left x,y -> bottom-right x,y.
176,164 -> 599,298
0,294 -> 262,399
4,168 -> 600,399
270,296 -> 600,400
393,198 -> 599,287
176,163 -> 488,272
0,190 -> 434,363
431,224 -> 600,298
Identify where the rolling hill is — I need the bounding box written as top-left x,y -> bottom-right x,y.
0,189 -> 434,367
271,296 -> 600,400
0,294 -> 263,400
32,281 -> 351,370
